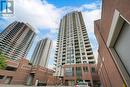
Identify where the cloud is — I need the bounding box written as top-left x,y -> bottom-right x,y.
79,3 -> 98,10
3,0 -> 62,33
82,9 -> 101,33
2,0 -> 101,34
1,0 -> 101,69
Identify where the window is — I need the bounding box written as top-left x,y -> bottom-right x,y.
83,61 -> 87,64
80,45 -> 84,48
80,42 -> 83,44
82,56 -> 86,60
82,52 -> 85,55
107,10 -> 130,84
65,67 -> 74,77
83,67 -> 88,72
76,67 -> 82,77
5,66 -> 17,71
91,67 -> 96,73
67,60 -> 71,63
114,22 -> 130,75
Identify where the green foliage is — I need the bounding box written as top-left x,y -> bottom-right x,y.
76,76 -> 82,83
0,52 -> 7,69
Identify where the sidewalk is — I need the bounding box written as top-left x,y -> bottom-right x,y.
0,84 -> 73,87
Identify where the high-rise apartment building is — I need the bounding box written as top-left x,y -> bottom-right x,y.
0,21 -> 36,60
54,11 -> 99,86
31,38 -> 52,67
55,11 -> 95,67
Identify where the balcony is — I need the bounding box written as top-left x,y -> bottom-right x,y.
76,59 -> 81,62
62,57 -> 66,61
54,63 -> 57,66
63,51 -> 66,53
86,48 -> 92,51
87,55 -> 94,58
85,45 -> 91,48
89,61 -> 95,64
75,49 -> 80,52
88,56 -> 94,60
55,56 -> 57,59
85,43 -> 91,46
84,38 -> 89,41
75,51 -> 80,54
54,59 -> 57,62
75,46 -> 79,49
86,50 -> 93,54
75,53 -> 80,57
86,47 -> 92,50
76,61 -> 81,64
62,55 -> 66,57
56,47 -> 59,50
62,63 -> 65,65
74,40 -> 78,42
87,52 -> 93,55
85,41 -> 90,45
55,53 -> 58,56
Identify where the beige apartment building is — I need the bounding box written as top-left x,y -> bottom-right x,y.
54,11 -> 100,86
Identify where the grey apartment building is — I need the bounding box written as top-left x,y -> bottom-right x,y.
54,11 -> 99,86
0,21 -> 36,60
31,38 -> 52,67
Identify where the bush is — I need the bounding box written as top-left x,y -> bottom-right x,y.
0,52 -> 7,69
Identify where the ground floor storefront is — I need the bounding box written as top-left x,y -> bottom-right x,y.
63,64 -> 100,87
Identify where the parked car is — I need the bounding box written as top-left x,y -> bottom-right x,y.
75,82 -> 90,87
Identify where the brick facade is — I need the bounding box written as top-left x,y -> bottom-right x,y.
0,58 -> 58,86
63,64 -> 100,86
94,0 -> 130,86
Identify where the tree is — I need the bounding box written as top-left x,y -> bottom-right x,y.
0,52 -> 7,69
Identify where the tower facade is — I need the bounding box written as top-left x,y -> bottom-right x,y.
31,38 -> 52,67
55,11 -> 95,68
54,11 -> 98,86
0,21 -> 36,60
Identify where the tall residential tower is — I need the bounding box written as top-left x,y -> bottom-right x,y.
31,38 -> 52,67
0,21 -> 36,60
55,11 -> 95,67
54,11 -> 99,86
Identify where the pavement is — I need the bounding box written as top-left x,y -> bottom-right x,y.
0,84 -> 73,87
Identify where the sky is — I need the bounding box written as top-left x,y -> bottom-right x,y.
0,0 -> 101,69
